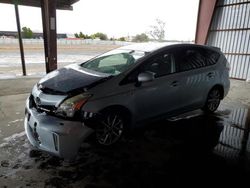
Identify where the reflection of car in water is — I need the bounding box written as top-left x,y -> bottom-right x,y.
24,43 -> 230,160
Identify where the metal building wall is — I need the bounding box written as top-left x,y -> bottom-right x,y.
206,0 -> 250,81
215,107 -> 249,159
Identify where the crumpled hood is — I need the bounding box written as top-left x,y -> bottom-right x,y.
38,64 -> 108,94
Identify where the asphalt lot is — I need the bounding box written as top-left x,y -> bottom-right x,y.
0,77 -> 250,187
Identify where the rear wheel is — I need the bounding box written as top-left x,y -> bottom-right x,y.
95,111 -> 125,146
203,88 -> 221,113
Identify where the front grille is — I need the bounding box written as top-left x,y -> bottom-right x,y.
37,105 -> 56,113
29,95 -> 56,114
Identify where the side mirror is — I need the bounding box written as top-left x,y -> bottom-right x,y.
137,71 -> 155,83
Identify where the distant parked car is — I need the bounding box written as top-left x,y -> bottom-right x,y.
24,43 -> 230,160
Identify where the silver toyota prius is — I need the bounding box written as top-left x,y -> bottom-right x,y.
24,43 -> 230,160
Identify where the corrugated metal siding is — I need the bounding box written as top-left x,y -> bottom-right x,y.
215,107 -> 249,159
206,0 -> 250,80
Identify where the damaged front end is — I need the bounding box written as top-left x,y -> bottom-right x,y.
24,66 -> 113,160
25,94 -> 95,161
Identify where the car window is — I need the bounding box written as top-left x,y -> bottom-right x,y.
81,49 -> 146,75
203,49 -> 220,66
82,53 -> 134,75
174,47 -> 220,72
120,52 -> 175,85
142,53 -> 175,78
175,48 -> 206,72
96,53 -> 128,67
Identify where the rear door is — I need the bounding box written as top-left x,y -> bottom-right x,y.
173,46 -> 220,110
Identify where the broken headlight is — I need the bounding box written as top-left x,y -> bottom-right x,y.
56,93 -> 92,118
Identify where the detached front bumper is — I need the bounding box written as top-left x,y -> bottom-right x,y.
24,97 -> 94,160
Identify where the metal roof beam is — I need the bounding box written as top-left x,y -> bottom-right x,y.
0,0 -> 79,10
195,0 -> 218,45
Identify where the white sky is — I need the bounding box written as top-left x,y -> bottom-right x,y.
0,0 -> 199,40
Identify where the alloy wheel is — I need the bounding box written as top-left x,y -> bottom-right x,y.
96,113 -> 124,146
206,89 -> 221,112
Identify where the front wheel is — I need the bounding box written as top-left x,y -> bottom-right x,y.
203,88 -> 221,113
95,111 -> 125,146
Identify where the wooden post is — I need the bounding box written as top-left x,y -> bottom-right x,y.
41,0 -> 57,73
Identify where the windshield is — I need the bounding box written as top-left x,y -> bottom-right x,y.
81,49 -> 146,75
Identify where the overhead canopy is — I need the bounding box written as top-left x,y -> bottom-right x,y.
0,0 -> 79,10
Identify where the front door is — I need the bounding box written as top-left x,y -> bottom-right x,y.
131,50 -> 181,121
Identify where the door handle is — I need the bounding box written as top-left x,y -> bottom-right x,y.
171,81 -> 178,87
207,72 -> 214,78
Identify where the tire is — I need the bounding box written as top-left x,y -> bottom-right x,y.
203,87 -> 221,113
95,110 -> 125,146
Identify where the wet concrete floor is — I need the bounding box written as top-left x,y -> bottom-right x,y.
0,102 -> 250,187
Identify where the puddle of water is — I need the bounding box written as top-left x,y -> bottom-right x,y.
214,104 -> 250,168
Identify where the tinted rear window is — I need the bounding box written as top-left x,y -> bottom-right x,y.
203,48 -> 220,66
175,47 -> 220,72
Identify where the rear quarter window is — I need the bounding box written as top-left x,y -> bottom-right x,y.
174,47 -> 220,72
202,48 -> 221,66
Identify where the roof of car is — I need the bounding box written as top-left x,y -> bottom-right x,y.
118,42 -> 182,52
118,42 -> 221,54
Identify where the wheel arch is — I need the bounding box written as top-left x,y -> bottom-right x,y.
99,105 -> 133,126
210,84 -> 224,99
